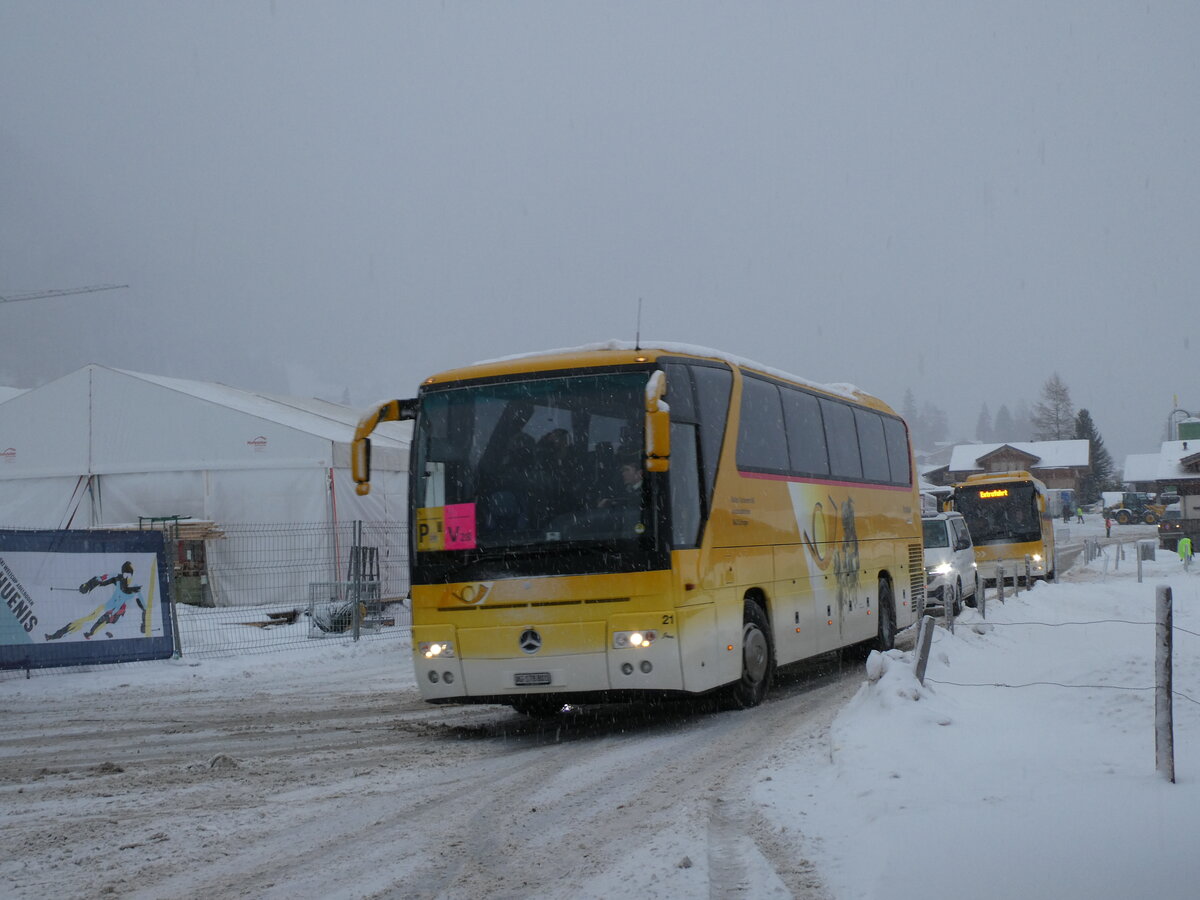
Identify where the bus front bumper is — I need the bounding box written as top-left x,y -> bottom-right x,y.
976,556 -> 1047,583
413,620 -> 686,702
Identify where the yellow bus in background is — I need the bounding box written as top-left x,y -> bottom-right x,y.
951,471 -> 1056,585
353,344 -> 925,715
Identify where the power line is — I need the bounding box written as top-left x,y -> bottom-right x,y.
0,284 -> 129,304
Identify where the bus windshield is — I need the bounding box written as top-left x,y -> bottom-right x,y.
413,371 -> 653,555
954,482 -> 1041,545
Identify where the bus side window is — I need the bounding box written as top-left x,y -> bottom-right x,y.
691,365 -> 733,515
670,422 -> 703,547
820,399 -> 863,481
738,376 -> 788,472
882,416 -> 912,486
782,388 -> 829,477
661,363 -> 697,422
853,408 -> 890,483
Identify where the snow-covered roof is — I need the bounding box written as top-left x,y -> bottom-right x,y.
1122,452 -> 1163,484
1149,440 -> 1200,482
0,386 -> 26,403
474,340 -> 866,402
948,440 -> 1091,473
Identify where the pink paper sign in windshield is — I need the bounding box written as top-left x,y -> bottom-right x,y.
443,503 -> 477,550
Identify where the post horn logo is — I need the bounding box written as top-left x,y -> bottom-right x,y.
450,583 -> 492,606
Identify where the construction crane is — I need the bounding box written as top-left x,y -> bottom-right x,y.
0,283 -> 129,304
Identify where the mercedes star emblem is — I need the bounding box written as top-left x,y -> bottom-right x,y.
519,628 -> 542,654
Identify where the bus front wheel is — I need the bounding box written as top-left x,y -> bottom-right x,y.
727,600 -> 774,709
875,577 -> 897,652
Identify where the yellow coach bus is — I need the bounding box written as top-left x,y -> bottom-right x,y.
951,471 -> 1056,585
353,344 -> 925,715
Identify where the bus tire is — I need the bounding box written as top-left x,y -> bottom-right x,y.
874,577 -> 896,652
727,599 -> 773,709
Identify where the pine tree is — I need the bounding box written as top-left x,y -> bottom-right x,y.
1031,374 -> 1075,440
1074,409 -> 1116,503
919,401 -> 948,445
1012,399 -> 1034,441
975,403 -> 993,442
901,389 -> 918,426
993,405 -> 1015,442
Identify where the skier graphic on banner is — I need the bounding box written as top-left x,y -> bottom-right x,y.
44,561 -> 145,641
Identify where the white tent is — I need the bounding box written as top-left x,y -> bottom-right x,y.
0,365 -> 411,606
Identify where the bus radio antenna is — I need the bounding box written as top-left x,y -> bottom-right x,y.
635,297 -> 642,350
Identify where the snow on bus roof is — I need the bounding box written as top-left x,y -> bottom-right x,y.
474,340 -> 866,403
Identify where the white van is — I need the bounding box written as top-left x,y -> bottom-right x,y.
921,511 -> 979,616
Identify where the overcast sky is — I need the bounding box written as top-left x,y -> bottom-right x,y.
2,2 -> 1197,463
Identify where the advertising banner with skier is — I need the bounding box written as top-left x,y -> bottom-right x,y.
0,529 -> 175,671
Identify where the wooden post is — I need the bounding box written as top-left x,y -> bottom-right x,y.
1156,585 -> 1175,783
914,615 -> 935,685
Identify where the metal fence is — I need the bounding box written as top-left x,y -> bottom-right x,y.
169,520 -> 412,658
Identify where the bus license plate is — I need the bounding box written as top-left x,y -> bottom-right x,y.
514,672 -> 551,686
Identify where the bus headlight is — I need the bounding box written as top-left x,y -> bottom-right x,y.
419,641 -> 455,659
1031,554 -> 1043,563
613,630 -> 658,649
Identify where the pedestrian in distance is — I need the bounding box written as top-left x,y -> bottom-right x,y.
1076,506 -> 1085,524
1180,536 -> 1194,572
1105,516 -> 1112,538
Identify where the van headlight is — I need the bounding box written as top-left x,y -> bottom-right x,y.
419,641 -> 455,659
927,563 -> 953,577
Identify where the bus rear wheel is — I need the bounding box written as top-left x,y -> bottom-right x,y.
727,599 -> 773,709
874,577 -> 897,652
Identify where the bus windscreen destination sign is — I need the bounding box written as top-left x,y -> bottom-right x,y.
978,489 -> 1010,499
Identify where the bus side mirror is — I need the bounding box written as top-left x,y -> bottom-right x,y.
353,398 -> 418,495
644,371 -> 670,473
352,438 -> 372,495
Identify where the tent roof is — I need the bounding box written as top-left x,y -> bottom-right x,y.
0,365 -> 409,479
114,369 -> 412,445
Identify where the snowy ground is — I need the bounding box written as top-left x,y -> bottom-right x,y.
2,516 -> 1198,899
